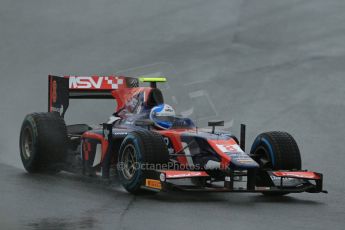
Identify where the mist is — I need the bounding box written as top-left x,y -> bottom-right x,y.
1,0 -> 345,229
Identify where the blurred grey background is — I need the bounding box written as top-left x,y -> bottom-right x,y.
1,0 -> 345,229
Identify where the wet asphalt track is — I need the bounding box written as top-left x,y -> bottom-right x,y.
1,0 -> 345,229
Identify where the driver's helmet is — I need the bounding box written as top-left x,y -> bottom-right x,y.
149,104 -> 176,129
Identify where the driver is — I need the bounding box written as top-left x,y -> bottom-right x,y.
149,104 -> 176,129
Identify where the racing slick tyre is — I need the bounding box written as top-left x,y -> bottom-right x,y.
250,131 -> 301,196
117,130 -> 169,194
19,112 -> 68,173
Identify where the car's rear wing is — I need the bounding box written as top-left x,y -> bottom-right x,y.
48,75 -> 139,117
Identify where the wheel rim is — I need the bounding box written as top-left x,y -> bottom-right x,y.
121,144 -> 138,180
254,146 -> 272,169
22,127 -> 33,160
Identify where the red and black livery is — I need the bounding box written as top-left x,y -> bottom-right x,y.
19,75 -> 326,196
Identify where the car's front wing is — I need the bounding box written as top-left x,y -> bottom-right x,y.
141,170 -> 327,194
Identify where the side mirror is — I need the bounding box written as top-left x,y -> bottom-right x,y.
208,120 -> 224,134
135,119 -> 155,129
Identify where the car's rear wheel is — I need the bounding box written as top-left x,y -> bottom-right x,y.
117,130 -> 169,194
19,112 -> 68,173
250,131 -> 301,196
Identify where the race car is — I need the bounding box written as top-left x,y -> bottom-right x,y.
19,75 -> 326,195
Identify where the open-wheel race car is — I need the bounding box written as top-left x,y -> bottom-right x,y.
19,75 -> 327,195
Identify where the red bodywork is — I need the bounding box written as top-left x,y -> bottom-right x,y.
272,171 -> 321,180
82,132 -> 109,163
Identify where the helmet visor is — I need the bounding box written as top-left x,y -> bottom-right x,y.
155,115 -> 176,123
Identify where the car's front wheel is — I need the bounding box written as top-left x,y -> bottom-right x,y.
117,130 -> 169,194
250,131 -> 301,196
